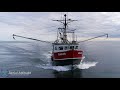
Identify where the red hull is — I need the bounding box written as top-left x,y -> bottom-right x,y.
52,50 -> 83,60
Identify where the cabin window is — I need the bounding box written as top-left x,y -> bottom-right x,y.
70,46 -> 74,50
55,47 -> 57,50
59,46 -> 63,50
75,46 -> 78,49
64,46 -> 68,50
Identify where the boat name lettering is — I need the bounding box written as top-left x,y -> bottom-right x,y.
58,53 -> 66,56
78,52 -> 82,54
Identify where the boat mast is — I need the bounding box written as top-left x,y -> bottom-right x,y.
53,14 -> 77,43
63,14 -> 67,43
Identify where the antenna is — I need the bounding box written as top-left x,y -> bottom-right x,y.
76,35 -> 77,42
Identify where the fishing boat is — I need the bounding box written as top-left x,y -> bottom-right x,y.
13,13 -> 108,66
51,14 -> 83,66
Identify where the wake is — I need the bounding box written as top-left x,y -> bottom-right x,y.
36,54 -> 98,71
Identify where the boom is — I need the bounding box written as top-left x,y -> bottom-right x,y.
13,34 -> 52,44
78,34 -> 108,43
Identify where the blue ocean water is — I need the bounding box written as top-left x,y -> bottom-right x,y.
0,41 -> 120,78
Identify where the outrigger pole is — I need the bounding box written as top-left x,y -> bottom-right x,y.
13,34 -> 51,44
78,33 -> 108,43
12,33 -> 108,44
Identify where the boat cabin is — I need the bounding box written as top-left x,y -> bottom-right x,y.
53,44 -> 79,52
